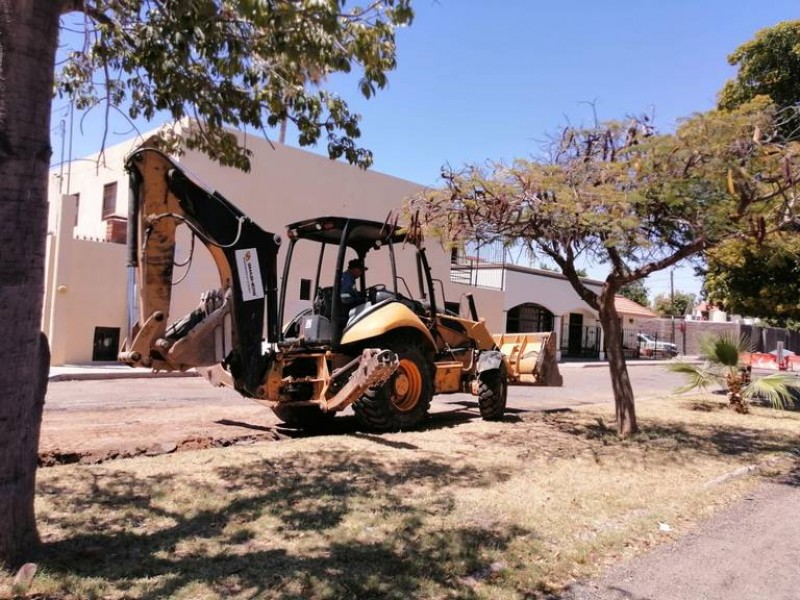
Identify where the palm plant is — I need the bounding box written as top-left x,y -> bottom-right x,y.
668,333 -> 800,413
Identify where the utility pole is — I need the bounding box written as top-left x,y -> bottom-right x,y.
670,269 -> 676,344
279,117 -> 287,144
66,99 -> 74,194
58,119 -> 66,194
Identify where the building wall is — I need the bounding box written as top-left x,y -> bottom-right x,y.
172,138 -> 496,329
168,138 -> 504,335
500,267 -> 602,357
45,132 -> 505,364
53,141 -> 136,241
43,195 -> 128,364
503,268 -> 603,316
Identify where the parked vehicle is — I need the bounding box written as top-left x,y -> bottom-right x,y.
637,333 -> 678,357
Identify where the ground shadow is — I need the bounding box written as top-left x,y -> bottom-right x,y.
542,412 -> 800,462
777,467 -> 800,488
215,418 -> 275,432
448,399 -> 528,415
349,432 -> 420,450
555,583 -> 651,600
750,396 -> 800,412
688,401 -> 728,413
36,453 -> 528,599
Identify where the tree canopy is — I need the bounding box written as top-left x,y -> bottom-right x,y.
706,20 -> 800,323
619,280 -> 649,307
703,233 -> 800,324
652,290 -> 695,318
410,99 -> 800,436
718,20 -> 800,115
413,100 -> 796,301
57,0 -> 413,170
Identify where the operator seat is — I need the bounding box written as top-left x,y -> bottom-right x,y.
314,286 -> 334,319
314,285 -> 367,328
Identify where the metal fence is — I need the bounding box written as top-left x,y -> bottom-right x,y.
532,316 -> 799,362
740,324 -> 800,354
620,329 -> 676,360
617,321 -> 798,359
560,327 -> 680,360
636,320 -> 800,356
560,324 -> 602,359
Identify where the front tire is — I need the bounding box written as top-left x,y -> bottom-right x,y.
478,362 -> 508,421
353,340 -> 433,432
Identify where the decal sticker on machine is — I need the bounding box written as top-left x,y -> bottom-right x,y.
235,248 -> 265,301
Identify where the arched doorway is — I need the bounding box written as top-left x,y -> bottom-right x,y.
506,303 -> 554,333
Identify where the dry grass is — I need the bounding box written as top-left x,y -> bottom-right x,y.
3,395 -> 799,600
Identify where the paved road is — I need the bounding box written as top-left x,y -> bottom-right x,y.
44,362 -> 687,414
562,471 -> 800,600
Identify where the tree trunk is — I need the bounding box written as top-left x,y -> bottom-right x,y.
0,1 -> 61,567
598,287 -> 639,436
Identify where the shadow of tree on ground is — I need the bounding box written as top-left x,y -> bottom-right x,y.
538,411 -> 799,463
36,452 -> 533,599
777,467 -> 800,488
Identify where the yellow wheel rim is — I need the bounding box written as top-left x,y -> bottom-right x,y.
391,358 -> 422,412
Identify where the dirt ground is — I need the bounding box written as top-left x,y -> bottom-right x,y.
40,377 -> 288,465
35,369 -> 800,599
39,376 -> 502,465
40,365 -> 688,465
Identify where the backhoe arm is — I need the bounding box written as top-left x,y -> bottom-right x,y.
119,146 -> 281,396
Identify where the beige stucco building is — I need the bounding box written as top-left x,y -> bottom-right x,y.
44,130 -> 654,365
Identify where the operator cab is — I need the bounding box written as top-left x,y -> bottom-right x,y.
279,216 -> 438,347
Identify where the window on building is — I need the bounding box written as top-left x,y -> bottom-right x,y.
299,278 -> 311,300
73,193 -> 80,227
105,217 -> 128,244
92,327 -> 121,361
102,182 -> 117,219
506,303 -> 554,333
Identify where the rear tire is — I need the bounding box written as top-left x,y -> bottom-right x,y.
478,362 -> 508,421
272,404 -> 334,430
353,339 -> 433,432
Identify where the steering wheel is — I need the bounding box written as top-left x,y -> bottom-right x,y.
367,284 -> 386,303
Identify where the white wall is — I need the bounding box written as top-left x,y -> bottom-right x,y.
50,140 -> 139,241
503,268 -> 602,316
466,268 -> 505,290
43,195 -> 128,364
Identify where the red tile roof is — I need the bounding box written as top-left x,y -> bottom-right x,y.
614,295 -> 658,318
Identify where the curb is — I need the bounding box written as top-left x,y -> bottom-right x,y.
48,370 -> 200,382
566,359 -> 701,369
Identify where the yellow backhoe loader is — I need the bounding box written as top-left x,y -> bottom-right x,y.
119,145 -> 560,431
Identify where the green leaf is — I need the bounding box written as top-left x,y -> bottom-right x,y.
57,1 -> 414,170
744,373 -> 800,410
667,361 -> 721,394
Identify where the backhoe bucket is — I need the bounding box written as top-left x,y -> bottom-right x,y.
493,332 -> 563,386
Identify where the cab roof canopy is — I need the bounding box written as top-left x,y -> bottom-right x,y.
286,216 -> 406,254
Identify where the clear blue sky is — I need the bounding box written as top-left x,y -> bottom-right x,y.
52,1 -> 799,302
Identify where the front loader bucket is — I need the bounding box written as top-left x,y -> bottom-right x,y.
493,332 -> 563,386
